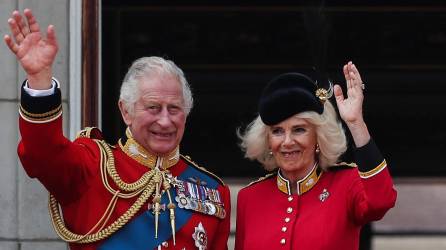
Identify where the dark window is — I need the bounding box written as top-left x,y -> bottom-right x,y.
102,1 -> 446,177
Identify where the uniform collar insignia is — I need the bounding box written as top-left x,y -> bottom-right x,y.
276,163 -> 323,195
118,127 -> 179,169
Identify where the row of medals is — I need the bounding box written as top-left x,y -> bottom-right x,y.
170,177 -> 226,219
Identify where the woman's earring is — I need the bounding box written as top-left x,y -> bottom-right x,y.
268,150 -> 273,157
315,144 -> 321,154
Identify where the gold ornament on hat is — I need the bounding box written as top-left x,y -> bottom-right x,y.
315,80 -> 333,104
315,88 -> 329,102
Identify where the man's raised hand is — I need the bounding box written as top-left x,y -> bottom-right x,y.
4,9 -> 58,89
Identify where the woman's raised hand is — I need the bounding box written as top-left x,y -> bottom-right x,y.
334,61 -> 370,147
334,61 -> 365,125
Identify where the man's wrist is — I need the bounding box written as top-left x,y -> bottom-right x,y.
24,77 -> 59,97
27,68 -> 53,90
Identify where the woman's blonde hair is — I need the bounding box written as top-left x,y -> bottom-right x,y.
238,101 -> 347,171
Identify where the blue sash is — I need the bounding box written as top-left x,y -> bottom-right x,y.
99,164 -> 219,250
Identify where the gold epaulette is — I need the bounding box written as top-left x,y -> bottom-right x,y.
335,161 -> 357,167
75,127 -> 104,140
246,173 -> 276,188
181,155 -> 225,185
329,161 -> 358,171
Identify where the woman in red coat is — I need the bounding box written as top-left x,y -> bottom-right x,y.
235,62 -> 397,250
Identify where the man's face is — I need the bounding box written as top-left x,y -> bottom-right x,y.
120,73 -> 186,156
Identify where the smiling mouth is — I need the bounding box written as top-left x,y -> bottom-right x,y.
281,151 -> 300,158
152,131 -> 175,138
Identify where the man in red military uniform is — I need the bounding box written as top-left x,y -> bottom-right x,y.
5,9 -> 230,250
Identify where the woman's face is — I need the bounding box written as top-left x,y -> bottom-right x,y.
268,115 -> 318,180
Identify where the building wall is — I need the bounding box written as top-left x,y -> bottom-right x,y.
0,1 -> 69,249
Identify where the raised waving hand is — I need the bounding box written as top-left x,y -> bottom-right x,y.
4,9 -> 58,89
334,61 -> 370,147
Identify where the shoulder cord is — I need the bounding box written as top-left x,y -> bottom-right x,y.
48,140 -> 158,243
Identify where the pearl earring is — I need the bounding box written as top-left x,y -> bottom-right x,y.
315,144 -> 320,154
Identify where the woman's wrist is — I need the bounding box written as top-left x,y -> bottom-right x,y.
346,120 -> 371,147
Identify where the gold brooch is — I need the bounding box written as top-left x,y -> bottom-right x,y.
315,88 -> 329,103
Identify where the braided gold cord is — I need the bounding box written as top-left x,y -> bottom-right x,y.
51,191 -> 120,243
98,141 -> 149,199
100,140 -> 156,192
49,184 -> 155,243
48,140 -> 158,243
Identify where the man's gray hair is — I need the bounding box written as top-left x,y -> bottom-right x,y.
119,56 -> 193,115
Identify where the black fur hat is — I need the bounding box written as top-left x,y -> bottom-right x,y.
258,73 -> 324,125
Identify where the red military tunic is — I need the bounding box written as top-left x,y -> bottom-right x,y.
17,82 -> 230,250
235,140 -> 396,250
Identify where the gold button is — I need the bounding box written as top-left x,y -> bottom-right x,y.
285,217 -> 290,223
280,238 -> 286,245
287,207 -> 293,213
288,196 -> 293,201
282,227 -> 287,232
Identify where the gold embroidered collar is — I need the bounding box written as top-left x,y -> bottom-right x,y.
276,163 -> 322,195
118,128 -> 180,169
